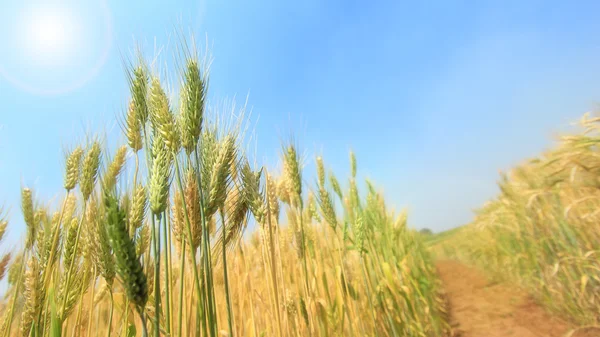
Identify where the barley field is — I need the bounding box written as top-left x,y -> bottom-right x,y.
0,45 -> 449,337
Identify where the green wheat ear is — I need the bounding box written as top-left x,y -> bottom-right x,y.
104,191 -> 148,309
131,65 -> 149,126
180,58 -> 206,154
283,144 -> 302,208
149,135 -> 172,215
149,76 -> 180,153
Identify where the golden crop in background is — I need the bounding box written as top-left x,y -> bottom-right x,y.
431,113 -> 600,327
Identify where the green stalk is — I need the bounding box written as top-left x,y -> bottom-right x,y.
166,208 -> 174,333
107,289 -> 114,337
177,240 -> 186,337
121,298 -> 130,337
193,150 -> 218,337
173,156 -> 212,336
186,153 -> 209,337
137,308 -> 148,337
161,214 -> 171,335
151,214 -> 161,337
220,210 -> 234,337
141,125 -> 160,337
133,151 -> 140,189
28,322 -> 36,337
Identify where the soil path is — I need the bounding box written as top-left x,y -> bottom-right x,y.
435,260 -> 595,337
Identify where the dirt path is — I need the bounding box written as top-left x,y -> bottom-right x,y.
436,260 -> 596,337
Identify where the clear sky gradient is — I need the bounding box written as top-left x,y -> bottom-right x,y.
2,0 -> 600,247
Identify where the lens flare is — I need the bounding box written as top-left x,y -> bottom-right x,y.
0,0 -> 113,96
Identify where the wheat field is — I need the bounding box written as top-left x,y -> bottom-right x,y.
5,32 -> 600,337
430,113 -> 600,330
0,43 -> 449,337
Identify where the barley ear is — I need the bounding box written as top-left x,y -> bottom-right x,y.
171,191 -> 185,255
223,184 -> 249,249
130,65 -> 149,126
62,217 -> 78,274
8,253 -> 22,287
91,197 -> 116,286
135,223 -> 151,257
103,145 -> 128,191
149,135 -> 172,215
81,141 -> 102,201
149,76 -> 180,153
126,99 -> 144,152
129,184 -> 147,234
349,151 -> 357,179
0,253 -> 11,281
266,174 -> 280,224
329,172 -> 343,201
283,144 -> 302,208
64,147 -> 84,191
21,257 -> 42,337
184,167 -> 202,250
206,136 -> 236,217
0,219 -> 7,244
180,58 -> 206,154
316,157 -> 338,230
241,161 -> 264,224
21,188 -> 36,250
306,191 -> 320,223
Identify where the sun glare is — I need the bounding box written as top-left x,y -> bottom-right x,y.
0,1 -> 112,95
24,9 -> 78,66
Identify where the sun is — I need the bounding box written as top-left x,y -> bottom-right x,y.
31,14 -> 69,51
0,1 -> 112,95
25,9 -> 79,66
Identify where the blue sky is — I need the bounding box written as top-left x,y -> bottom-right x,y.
2,0 -> 600,248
